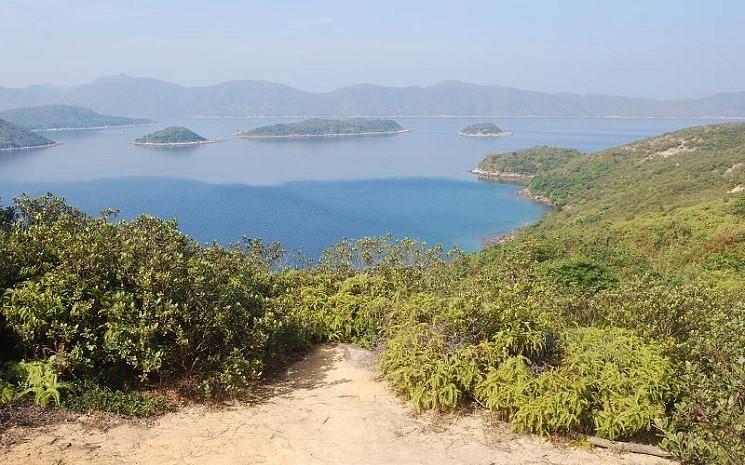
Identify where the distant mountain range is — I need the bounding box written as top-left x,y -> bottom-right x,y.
1,74 -> 744,118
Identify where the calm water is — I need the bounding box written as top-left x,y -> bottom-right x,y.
0,117 -> 725,256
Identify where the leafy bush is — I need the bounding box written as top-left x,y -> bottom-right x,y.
0,360 -> 68,406
0,195 -> 302,397
63,382 -> 171,416
476,327 -> 673,439
543,258 -> 617,291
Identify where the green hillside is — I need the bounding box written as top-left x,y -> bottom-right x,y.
1,123 -> 744,464
0,118 -> 55,150
477,146 -> 584,176
236,118 -> 406,138
134,126 -> 208,144
0,105 -> 153,130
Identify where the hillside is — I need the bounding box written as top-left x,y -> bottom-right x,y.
236,118 -> 406,138
0,118 -> 56,151
134,126 -> 209,145
0,105 -> 153,130
475,146 -> 584,178
1,74 -> 745,117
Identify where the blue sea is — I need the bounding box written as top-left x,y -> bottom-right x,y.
0,116 -> 725,256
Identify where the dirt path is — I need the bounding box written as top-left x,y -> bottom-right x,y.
2,344 -> 672,465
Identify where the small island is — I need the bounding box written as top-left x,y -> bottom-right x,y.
459,122 -> 512,137
134,126 -> 220,146
235,118 -> 408,139
0,105 -> 154,131
0,118 -> 59,151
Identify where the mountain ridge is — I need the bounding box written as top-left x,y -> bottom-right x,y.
1,74 -> 744,118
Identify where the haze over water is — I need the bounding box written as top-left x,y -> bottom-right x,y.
0,117 -> 726,256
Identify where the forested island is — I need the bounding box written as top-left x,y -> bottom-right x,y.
134,126 -> 219,146
0,105 -> 154,131
1,124 -> 744,464
0,118 -> 58,151
235,118 -> 408,138
459,122 -> 512,137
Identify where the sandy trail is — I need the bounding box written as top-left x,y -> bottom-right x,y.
2,344 -> 671,465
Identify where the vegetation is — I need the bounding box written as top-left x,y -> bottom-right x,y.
0,105 -> 153,131
1,123 -> 744,463
460,122 -> 509,136
134,126 -> 208,145
477,146 -> 584,176
0,118 -> 55,151
235,118 -> 406,138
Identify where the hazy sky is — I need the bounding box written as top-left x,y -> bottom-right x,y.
1,0 -> 743,98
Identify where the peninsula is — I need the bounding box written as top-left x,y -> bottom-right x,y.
0,105 -> 154,131
470,146 -> 584,205
235,118 -> 408,139
0,118 -> 59,151
134,126 -> 219,146
459,122 -> 512,137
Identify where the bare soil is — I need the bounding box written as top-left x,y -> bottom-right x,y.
1,344 -> 673,465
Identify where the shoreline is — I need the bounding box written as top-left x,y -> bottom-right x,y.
234,129 -> 410,139
34,122 -> 156,132
0,142 -> 63,152
132,139 -> 223,147
469,168 -> 534,183
468,169 -> 554,207
459,131 -> 514,137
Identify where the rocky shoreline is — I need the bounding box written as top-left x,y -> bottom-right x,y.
469,169 -> 555,207
459,131 -> 513,137
468,168 -> 533,182
132,139 -> 223,147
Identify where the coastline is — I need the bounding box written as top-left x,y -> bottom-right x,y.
132,139 -> 223,147
517,187 -> 555,207
469,168 -> 554,207
234,129 -> 410,139
459,131 -> 514,137
34,122 -> 156,132
0,142 -> 63,152
469,168 -> 533,183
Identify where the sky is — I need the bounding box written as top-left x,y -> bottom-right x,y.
1,0 -> 743,98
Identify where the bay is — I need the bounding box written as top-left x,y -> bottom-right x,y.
0,116 -> 726,256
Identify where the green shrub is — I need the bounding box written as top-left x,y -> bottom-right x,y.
476,327 -> 673,440
0,360 -> 68,406
658,360 -> 745,465
543,258 -> 617,291
63,382 -> 171,417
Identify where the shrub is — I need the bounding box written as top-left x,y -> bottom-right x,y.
0,360 -> 68,406
476,327 -> 673,440
543,258 -> 618,291
63,382 -> 171,417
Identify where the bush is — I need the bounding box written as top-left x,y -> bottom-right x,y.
63,382 -> 171,416
476,327 -> 673,439
543,258 -> 618,291
0,196 -> 299,397
0,360 -> 68,406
